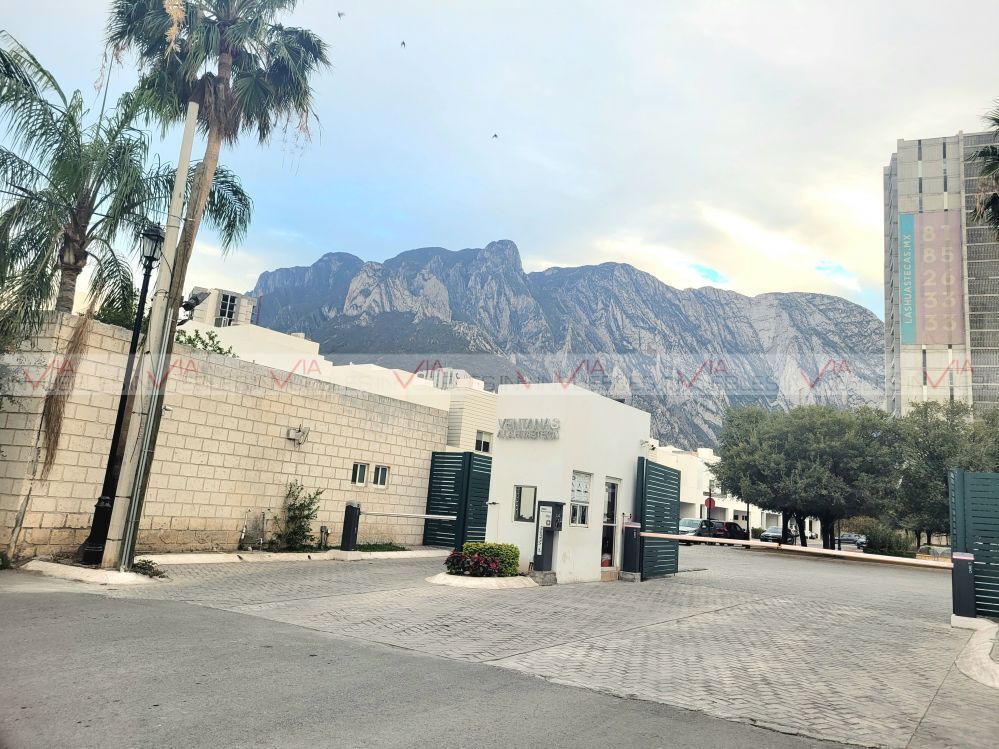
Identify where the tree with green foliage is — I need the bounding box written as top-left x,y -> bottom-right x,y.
175,327 -> 234,357
894,401 -> 974,547
94,285 -> 140,329
106,0 -> 330,361
712,405 -> 903,549
0,31 -> 251,346
962,406 -> 999,472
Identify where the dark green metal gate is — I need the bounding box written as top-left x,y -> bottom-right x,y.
422,451 -> 492,549
950,468 -> 999,618
636,457 -> 680,580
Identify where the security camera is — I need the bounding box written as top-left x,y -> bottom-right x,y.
181,291 -> 211,312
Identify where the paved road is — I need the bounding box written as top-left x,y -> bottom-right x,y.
0,574 -> 839,749
3,547 -> 997,747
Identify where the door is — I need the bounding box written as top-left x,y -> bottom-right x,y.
636,457 -> 681,580
423,452 -> 492,549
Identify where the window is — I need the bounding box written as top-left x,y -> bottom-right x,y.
514,486 -> 536,523
603,480 -> 619,524
372,465 -> 389,487
570,471 -> 591,526
216,293 -> 236,327
474,430 -> 492,453
351,462 -> 368,486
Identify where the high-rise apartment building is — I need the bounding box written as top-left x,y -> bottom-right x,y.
884,131 -> 999,415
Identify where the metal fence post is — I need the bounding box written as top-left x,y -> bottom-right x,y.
341,502 -> 360,551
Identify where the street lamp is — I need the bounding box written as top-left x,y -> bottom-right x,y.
80,224 -> 164,566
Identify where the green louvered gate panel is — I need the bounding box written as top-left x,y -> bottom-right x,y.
462,453 -> 492,545
637,457 -> 681,580
422,452 -> 492,549
950,469 -> 999,617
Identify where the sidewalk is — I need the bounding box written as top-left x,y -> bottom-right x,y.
138,546 -> 450,565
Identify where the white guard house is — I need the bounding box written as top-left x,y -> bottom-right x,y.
486,383 -> 656,584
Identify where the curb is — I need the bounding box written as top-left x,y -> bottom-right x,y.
426,572 -> 538,589
20,560 -> 158,586
138,547 -> 451,566
952,615 -> 999,689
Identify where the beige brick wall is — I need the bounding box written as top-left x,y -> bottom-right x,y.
1,314 -> 448,560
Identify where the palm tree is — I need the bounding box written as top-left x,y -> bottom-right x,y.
970,106 -> 999,238
0,31 -> 252,345
106,0 -> 330,329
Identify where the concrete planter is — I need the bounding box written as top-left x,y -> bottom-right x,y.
426,572 -> 538,589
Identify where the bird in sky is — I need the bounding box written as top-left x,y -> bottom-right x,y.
492,133 -> 498,139
337,11 -> 345,19
400,41 -> 406,49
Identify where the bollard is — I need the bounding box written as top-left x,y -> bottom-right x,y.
340,502 -> 360,552
952,552 -> 977,618
319,525 -> 329,550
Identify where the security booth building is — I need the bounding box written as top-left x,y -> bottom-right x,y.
486,384 -> 655,584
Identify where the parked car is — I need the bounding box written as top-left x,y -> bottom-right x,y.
678,518 -> 730,544
720,522 -> 749,540
760,526 -> 794,544
837,532 -> 861,546
679,518 -> 702,537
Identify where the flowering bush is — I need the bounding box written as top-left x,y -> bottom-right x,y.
445,550 -> 469,575
462,542 -> 520,576
445,550 -> 503,577
444,543 -> 520,577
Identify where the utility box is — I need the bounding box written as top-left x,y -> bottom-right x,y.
532,501 -> 564,573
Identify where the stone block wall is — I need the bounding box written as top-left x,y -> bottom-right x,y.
1,314 -> 448,559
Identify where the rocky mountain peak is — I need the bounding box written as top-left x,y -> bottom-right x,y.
250,240 -> 884,447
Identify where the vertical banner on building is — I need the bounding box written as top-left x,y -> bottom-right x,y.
915,211 -> 965,345
899,213 -> 916,344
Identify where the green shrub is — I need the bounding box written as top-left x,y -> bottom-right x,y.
279,481 -> 323,550
857,520 -> 914,558
0,550 -> 11,570
462,542 -> 520,577
751,527 -> 764,540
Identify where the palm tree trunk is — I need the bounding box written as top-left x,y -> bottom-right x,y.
55,261 -> 82,313
166,50 -> 232,322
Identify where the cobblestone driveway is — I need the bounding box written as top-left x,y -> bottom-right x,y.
114,547 -> 998,748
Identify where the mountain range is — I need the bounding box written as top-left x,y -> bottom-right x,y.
251,240 -> 885,448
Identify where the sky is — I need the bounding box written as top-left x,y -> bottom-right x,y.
6,0 -> 999,317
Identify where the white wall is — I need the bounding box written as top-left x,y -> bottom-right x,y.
488,384 -> 651,583
446,388 -> 497,453
181,322 -> 450,412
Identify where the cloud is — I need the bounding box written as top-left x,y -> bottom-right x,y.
186,242 -> 268,295
12,0 -> 999,320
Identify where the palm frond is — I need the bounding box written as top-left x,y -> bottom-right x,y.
201,164 -> 252,250
970,119 -> 999,239
85,238 -> 135,308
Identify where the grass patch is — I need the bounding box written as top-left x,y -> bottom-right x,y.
327,543 -> 407,552
275,543 -> 409,553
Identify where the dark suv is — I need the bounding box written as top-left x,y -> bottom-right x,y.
719,522 -> 749,540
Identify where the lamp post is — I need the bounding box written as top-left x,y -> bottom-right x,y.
81,224 -> 164,566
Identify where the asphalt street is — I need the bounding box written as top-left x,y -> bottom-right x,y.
0,573 -> 843,749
